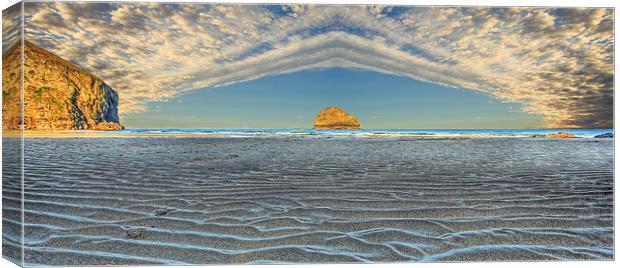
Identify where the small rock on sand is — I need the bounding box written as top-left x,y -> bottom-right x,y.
126,228 -> 147,239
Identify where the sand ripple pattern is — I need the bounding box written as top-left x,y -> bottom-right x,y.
2,137 -> 614,265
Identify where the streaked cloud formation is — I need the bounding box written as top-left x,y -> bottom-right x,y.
4,2 -> 613,128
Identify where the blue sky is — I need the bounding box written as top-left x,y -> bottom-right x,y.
122,68 -> 543,129
6,3 -> 612,128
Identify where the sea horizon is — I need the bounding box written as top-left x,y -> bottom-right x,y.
79,127 -> 614,138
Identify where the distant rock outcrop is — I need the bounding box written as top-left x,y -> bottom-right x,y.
313,106 -> 361,130
594,133 -> 613,138
529,132 -> 576,138
2,41 -> 124,130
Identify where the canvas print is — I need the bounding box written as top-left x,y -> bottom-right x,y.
1,1 -> 614,266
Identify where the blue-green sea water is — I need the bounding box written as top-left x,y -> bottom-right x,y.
100,128 -> 613,138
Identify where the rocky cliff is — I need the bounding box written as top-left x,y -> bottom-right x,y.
2,41 -> 123,130
594,133 -> 613,138
529,132 -> 576,138
313,106 -> 361,130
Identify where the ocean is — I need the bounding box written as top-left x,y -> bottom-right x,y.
100,128 -> 613,138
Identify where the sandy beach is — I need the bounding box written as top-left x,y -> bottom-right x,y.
2,136 -> 614,265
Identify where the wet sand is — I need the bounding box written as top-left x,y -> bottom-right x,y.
2,136 -> 614,265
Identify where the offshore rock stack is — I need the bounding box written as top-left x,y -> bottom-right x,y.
313,106 -> 361,130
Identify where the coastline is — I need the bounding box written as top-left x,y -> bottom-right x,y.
1,129 -> 612,139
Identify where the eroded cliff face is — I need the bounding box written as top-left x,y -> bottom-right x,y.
2,41 -> 123,130
529,132 -> 576,138
313,106 -> 361,130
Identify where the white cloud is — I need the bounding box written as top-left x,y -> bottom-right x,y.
18,3 -> 613,128
2,3 -> 21,52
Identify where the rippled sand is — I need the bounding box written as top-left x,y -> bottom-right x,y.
2,137 -> 614,265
